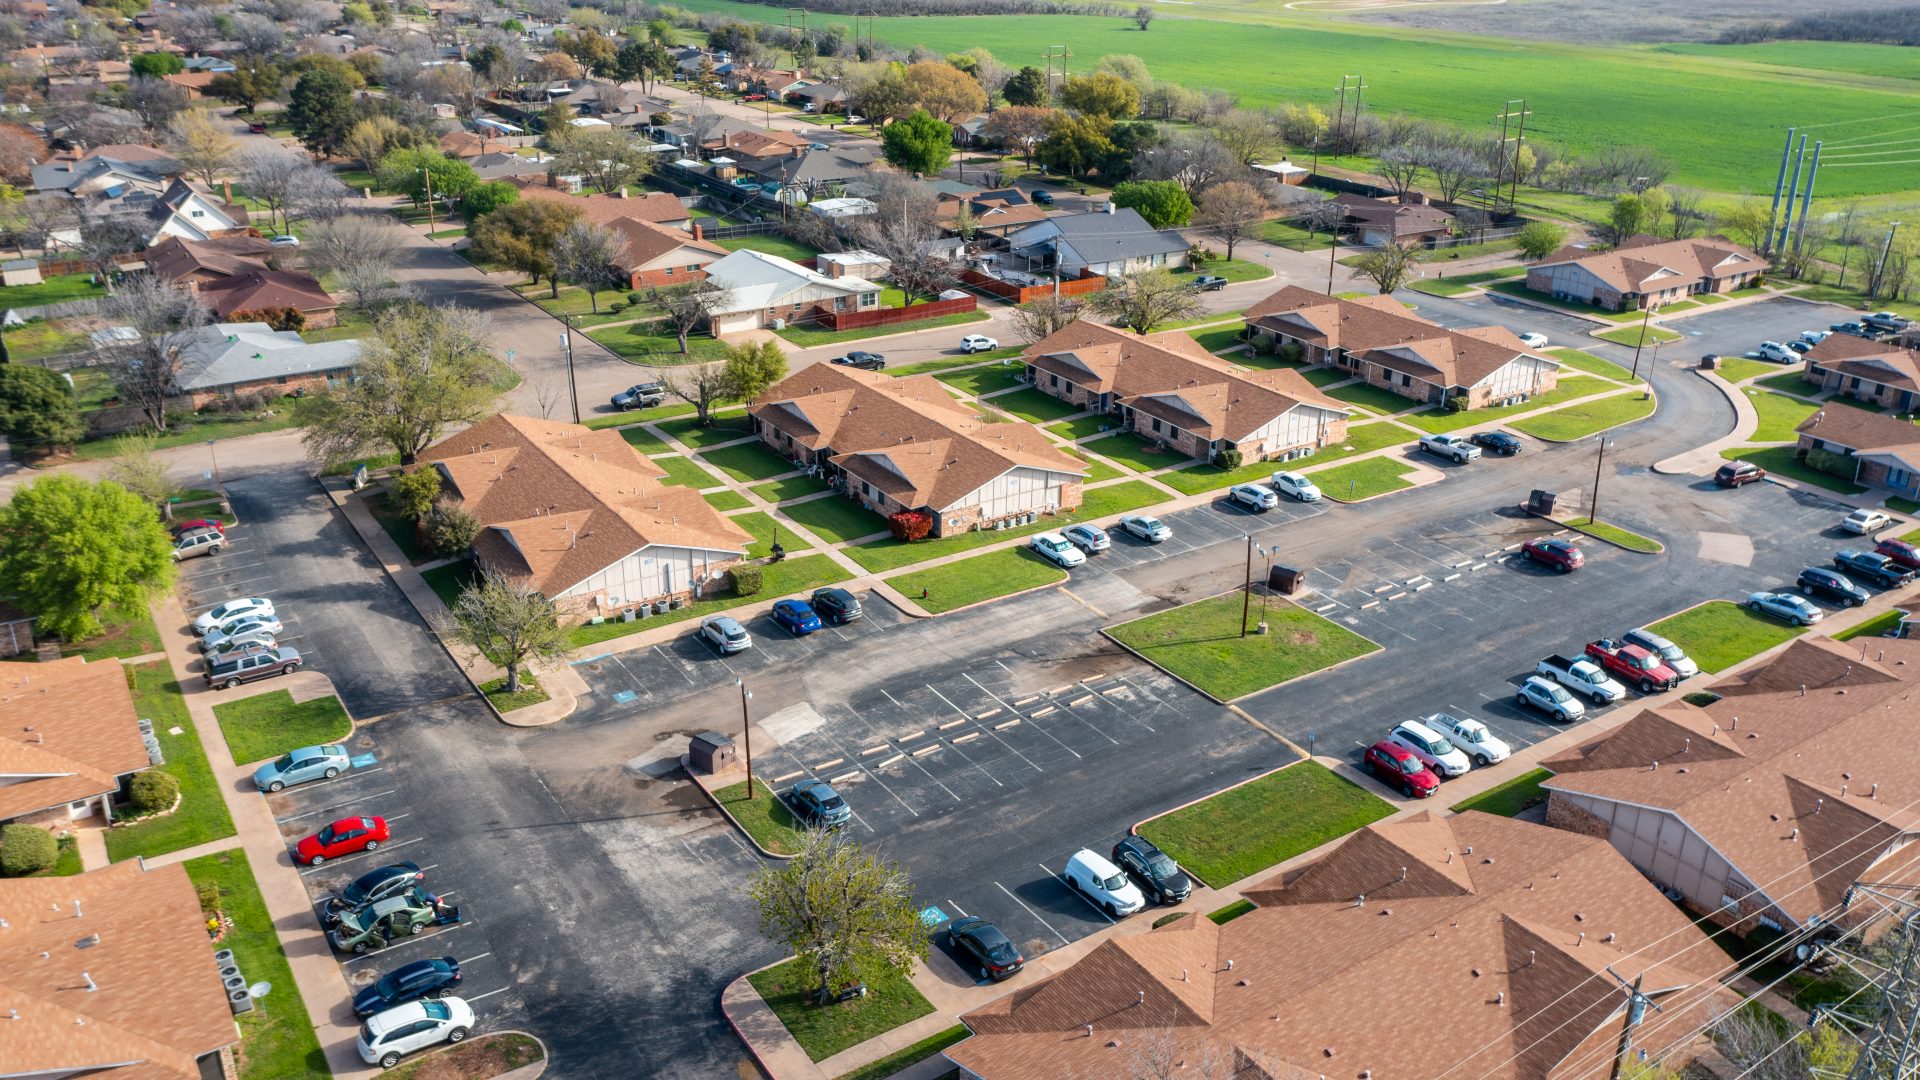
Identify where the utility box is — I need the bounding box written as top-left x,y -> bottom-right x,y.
1699,354 -> 1720,370
1529,490 -> 1558,515
1269,565 -> 1304,595
688,731 -> 735,773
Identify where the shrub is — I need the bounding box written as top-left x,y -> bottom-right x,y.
195,881 -> 222,914
627,291 -> 646,305
1805,446 -> 1857,480
0,824 -> 57,876
128,768 -> 180,813
1278,342 -> 1304,364
730,563 -> 764,596
1152,911 -> 1191,929
650,112 -> 672,126
390,466 -> 442,520
1215,447 -> 1243,469
888,510 -> 933,542
1446,393 -> 1470,413
422,501 -> 481,555
608,302 -> 626,314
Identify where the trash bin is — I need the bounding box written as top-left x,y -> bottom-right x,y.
689,731 -> 735,773
1699,354 -> 1720,369
1529,489 -> 1557,515
1269,565 -> 1304,595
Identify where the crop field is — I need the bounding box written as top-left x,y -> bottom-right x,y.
673,0 -> 1920,198
1654,42 -> 1920,85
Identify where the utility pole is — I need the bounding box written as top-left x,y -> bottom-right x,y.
1605,969 -> 1658,1080
559,318 -> 580,423
1791,140 -> 1823,257
1762,127 -> 1795,256
1589,436 -> 1609,526
1871,221 -> 1903,300
421,166 -> 436,232
1776,134 -> 1807,257
1628,302 -> 1657,381
1332,75 -> 1351,146
1327,222 -> 1339,294
1240,534 -> 1254,637
1837,907 -> 1920,1080
737,679 -> 755,798
1347,74 -> 1368,145
1494,99 -> 1531,213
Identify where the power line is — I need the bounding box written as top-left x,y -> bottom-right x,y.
1823,158 -> 1920,168
1798,109 -> 1920,130
1823,124 -> 1920,150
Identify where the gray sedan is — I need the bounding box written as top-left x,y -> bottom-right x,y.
253,744 -> 352,792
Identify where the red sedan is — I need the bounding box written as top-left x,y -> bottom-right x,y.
1363,741 -> 1439,799
1522,537 -> 1585,573
171,518 -> 226,538
296,816 -> 389,866
1878,537 -> 1920,572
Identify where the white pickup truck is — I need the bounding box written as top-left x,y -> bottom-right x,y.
1534,654 -> 1626,705
1419,433 -> 1482,463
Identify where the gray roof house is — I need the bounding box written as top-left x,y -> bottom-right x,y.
174,323 -> 363,397
740,146 -> 877,191
1005,206 -> 1191,278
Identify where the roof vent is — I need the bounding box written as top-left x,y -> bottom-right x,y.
1494,992 -> 1504,1005
1605,932 -> 1617,943
1791,827 -> 1800,841
75,934 -> 99,949
1398,866 -> 1407,883
71,900 -> 81,918
1352,895 -> 1364,908
1084,1024 -> 1093,1037
1226,959 -> 1234,971
1136,990 -> 1145,1005
1815,798 -> 1824,815
82,972 -> 96,992
1575,912 -> 1585,921
1471,968 -> 1481,977
1577,932 -> 1585,946
1527,949 -> 1536,968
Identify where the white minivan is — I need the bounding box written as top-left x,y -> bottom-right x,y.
1063,848 -> 1145,918
1388,719 -> 1471,779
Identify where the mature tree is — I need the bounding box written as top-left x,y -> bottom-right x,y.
1132,4 -> 1155,29
1721,199 -> 1771,253
1420,145 -> 1488,205
551,219 -> 626,313
554,128 -> 652,195
848,65 -> 914,125
126,76 -> 192,132
751,829 -> 927,1005
470,199 -> 580,297
1059,72 -> 1139,119
0,365 -> 84,451
74,216 -> 146,295
1515,220 -> 1568,260
1003,65 -> 1048,107
857,172 -> 954,304
1374,144 -> 1422,198
290,53 -> 367,91
299,304 -> 501,466
343,115 -> 406,174
653,280 -> 724,353
0,475 -> 174,641
1091,54 -> 1152,102
556,28 -> 617,75
1132,128 -> 1238,196
286,68 -> 357,158
531,51 -> 581,84
1276,102 -> 1331,147
104,433 -> 180,510
1195,180 -> 1266,260
982,106 -> 1051,165
462,180 -> 519,222
1636,186 -> 1672,239
904,61 -> 985,124
958,48 -> 1011,105
1036,112 -> 1116,180
1352,243 -> 1419,294
130,51 -> 184,77
880,110 -> 953,176
0,124 -> 49,186
92,274 -> 207,432
720,340 -> 788,403
165,108 -> 234,187
663,359 -> 733,425
1605,193 -> 1647,245
377,146 -> 479,210
1111,180 -> 1193,229
1010,295 -> 1084,343
436,572 -> 569,694
1665,187 -> 1711,240
306,215 -> 408,311
206,54 -> 282,114
290,165 -> 353,227
1090,268 -> 1203,333
235,146 -> 308,235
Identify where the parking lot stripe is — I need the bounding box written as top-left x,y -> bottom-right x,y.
771,770 -> 804,783
300,836 -> 423,874
924,684 -> 1045,775
964,673 -> 1081,761
945,900 -> 969,918
460,952 -> 491,964
994,881 -> 1070,946
339,921 -> 470,963
1044,863 -> 1115,924
274,789 -> 398,823
649,645 -> 697,686
467,987 -> 511,1003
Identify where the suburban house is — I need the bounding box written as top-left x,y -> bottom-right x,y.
145,234 -> 280,284
172,322 -> 362,407
1005,206 -> 1191,278
145,179 -> 250,244
419,414 -> 752,617
1333,190 -> 1454,247
439,128 -> 509,158
0,860 -> 239,1080
1245,285 -> 1562,409
1526,235 -> 1768,312
937,189 -> 1047,239
468,151 -> 553,181
1025,319 -> 1351,464
1542,633 -> 1920,940
1801,333 -> 1920,413
739,145 -> 877,196
702,248 -> 880,334
790,81 -> 847,111
1793,405 -> 1920,502
505,178 -> 694,230
947,811 -> 1735,1080
194,267 -> 339,327
0,656 -> 153,827
750,365 -> 1086,536
605,217 -> 727,288
707,127 -> 812,161
0,601 -> 33,658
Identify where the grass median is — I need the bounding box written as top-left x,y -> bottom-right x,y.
1560,516 -> 1663,553
1450,768 -> 1553,817
1159,422 -> 1410,495
213,691 -> 353,766
184,849 -> 329,1080
748,955 -> 935,1063
1138,762 -> 1394,888
1403,376 -> 1605,435
846,480 -> 1169,572
1105,594 -> 1381,702
1595,324 -> 1682,348
1746,388 -> 1820,442
564,554 -> 852,648
105,663 -> 237,863
1511,392 -> 1657,441
1317,458 -> 1417,502
1718,446 -> 1867,495
1648,600 -> 1807,674
1548,347 -> 1639,383
713,777 -> 808,855
891,547 -> 1067,614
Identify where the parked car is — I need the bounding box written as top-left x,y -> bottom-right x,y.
945,916 -> 1024,981
1715,461 -> 1767,488
1029,532 -> 1086,568
1388,719 -> 1471,779
830,351 -> 885,370
1111,835 -> 1192,904
1419,433 -> 1481,463
1118,514 -> 1171,543
205,644 -> 302,690
1864,311 -> 1911,333
1516,676 -> 1586,722
1062,524 -> 1111,553
195,597 -> 273,634
1876,537 -> 1920,571
1190,274 -> 1229,291
1756,341 -> 1798,363
1228,483 -> 1279,511
1471,431 -> 1523,456
1425,712 -> 1509,767
787,779 -> 852,829
1363,740 -> 1439,799
1788,340 -> 1811,354
611,382 -> 667,410
1799,566 -> 1870,607
1831,321 -> 1874,339
1746,590 -> 1824,626
1521,537 -> 1585,572
170,518 -> 225,538
1063,849 -> 1146,917
247,121 -> 269,133
1517,331 -> 1549,349
770,599 -> 823,636
1031,190 -> 1054,206
253,743 -> 350,792
1269,470 -> 1320,501
1535,654 -> 1626,704
201,614 -> 284,652
269,234 -> 299,247
1844,509 -> 1894,535
959,334 -> 1000,353
1620,628 -> 1700,680
353,957 -> 462,1018
1801,329 -> 1832,345
356,996 -> 474,1068
330,889 -> 459,955
203,628 -> 274,659
1835,549 -> 1916,589
1585,638 -> 1681,692
297,816 -> 389,866
323,863 -> 426,925
699,615 -> 752,654
810,587 -> 863,623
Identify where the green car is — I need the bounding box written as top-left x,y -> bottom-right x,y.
327,889 -> 460,954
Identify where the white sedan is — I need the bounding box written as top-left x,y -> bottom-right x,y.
1028,532 -> 1085,568
194,597 -> 274,635
959,334 -> 1000,354
1269,470 -> 1320,502
1843,508 -> 1893,535
269,234 -> 299,247
1118,514 -> 1172,543
1517,332 -> 1549,349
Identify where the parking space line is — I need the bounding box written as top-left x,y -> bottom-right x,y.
275,789 -> 398,823
339,921 -> 470,963
1043,862 -> 1115,924
265,766 -> 385,796
994,881 -> 1070,946
925,684 -> 1044,776
650,646 -> 697,686
945,900 -> 969,918
467,987 -> 511,1003
300,836 -> 423,874
962,674 -> 1082,761
460,953 -> 492,964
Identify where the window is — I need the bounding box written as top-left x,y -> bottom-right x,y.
1049,374 -> 1059,388
1151,417 -> 1162,434
664,266 -> 674,276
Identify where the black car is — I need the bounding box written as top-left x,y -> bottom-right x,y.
946,916 -> 1024,981
1799,567 -> 1869,607
611,382 -> 667,410
831,351 -> 886,370
1189,274 -> 1229,291
351,956 -> 462,1017
1788,340 -> 1811,354
1470,431 -> 1522,456
323,862 -> 425,924
811,587 -> 863,623
1831,321 -> 1874,339
1111,835 -> 1192,905
1031,190 -> 1054,206
1834,549 -> 1916,589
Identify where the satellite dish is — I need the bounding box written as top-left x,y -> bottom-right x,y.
249,981 -> 272,999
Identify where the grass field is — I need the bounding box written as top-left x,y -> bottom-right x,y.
105,663 -> 236,863
650,454 -> 721,489
1648,600 -> 1807,674
779,495 -> 888,545
1548,348 -> 1638,383
1404,375 -> 1605,434
213,691 -> 352,766
1511,392 -> 1657,441
1316,458 -> 1416,502
1160,421 -> 1409,494
1138,762 -> 1394,888
1746,389 -> 1821,442
656,413 -> 755,449
184,850 -> 329,1080
984,387 -> 1083,423
1719,446 -> 1868,495
747,955 -> 935,1063
1105,594 -> 1380,701
712,778 -> 808,855
751,474 -> 832,502
1326,381 -> 1417,416
1450,769 -> 1553,817
891,547 -> 1068,614
1078,431 -> 1195,473
705,489 -> 752,511
730,511 -> 783,558
699,441 -> 797,483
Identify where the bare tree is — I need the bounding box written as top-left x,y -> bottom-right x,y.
529,369 -> 567,420
233,146 -> 305,236
1131,128 -> 1240,197
682,109 -> 725,159
551,219 -> 626,313
1206,109 -> 1276,166
1375,144 -> 1422,198
165,108 -> 235,188
73,216 -> 146,295
1010,295 -> 1084,343
1420,144 -> 1487,205
92,274 -> 209,433
125,75 -> 191,132
662,359 -> 733,424
1088,268 -> 1203,334
1195,180 -> 1266,260
289,165 -> 353,227
857,172 -> 955,304
1666,187 -> 1711,240
652,280 -> 724,353
1298,197 -> 1341,242
1352,243 -> 1419,294
1131,3 -> 1155,30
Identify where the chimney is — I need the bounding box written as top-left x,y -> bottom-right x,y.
1105,201 -> 1116,215
71,900 -> 80,918
693,223 -> 704,241
222,179 -> 232,203
618,185 -> 628,198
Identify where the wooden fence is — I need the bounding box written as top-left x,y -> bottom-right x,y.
816,294 -> 976,331
958,267 -> 1106,304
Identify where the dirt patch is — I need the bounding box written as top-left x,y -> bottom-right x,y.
1284,630 -> 1319,646
383,1033 -> 543,1080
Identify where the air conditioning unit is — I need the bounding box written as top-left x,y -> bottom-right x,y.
215,950 -> 253,1015
770,318 -> 786,330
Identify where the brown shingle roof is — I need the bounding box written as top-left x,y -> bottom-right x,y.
952,811 -> 1735,1080
1333,191 -> 1453,237
0,657 -> 147,821
1245,285 -> 1556,391
605,216 -> 726,273
1795,402 -> 1920,456
144,234 -> 276,282
196,268 -> 336,318
0,861 -> 237,1079
1806,334 -> 1920,392
1536,235 -> 1768,295
505,180 -> 692,227
711,128 -> 809,159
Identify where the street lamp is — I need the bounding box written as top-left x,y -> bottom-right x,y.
1240,534 -> 1255,637
736,679 -> 755,798
1255,541 -> 1273,634
1589,436 -> 1611,525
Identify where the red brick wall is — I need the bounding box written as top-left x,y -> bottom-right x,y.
628,266 -> 710,289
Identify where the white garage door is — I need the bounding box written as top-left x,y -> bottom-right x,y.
714,311 -> 760,334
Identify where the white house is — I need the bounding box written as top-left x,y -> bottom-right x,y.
702,248 -> 880,334
1005,205 -> 1190,278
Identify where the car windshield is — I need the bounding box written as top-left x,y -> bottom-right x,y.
1430,737 -> 1456,755
1399,757 -> 1424,774
271,754 -> 294,772
317,825 -> 340,844
1545,685 -> 1570,702
1629,653 -> 1657,670
1146,854 -> 1178,877
1101,872 -> 1128,891
1653,644 -> 1683,661
986,941 -> 1019,963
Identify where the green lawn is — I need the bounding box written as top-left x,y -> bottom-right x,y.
1714,356 -> 1789,385
847,480 -> 1169,572
1077,432 -> 1196,474
184,850 -> 330,1080
1836,610 -> 1905,642
1316,458 -> 1416,502
1511,392 -> 1657,441
715,234 -> 821,261
654,413 -> 755,449
1745,389 -> 1821,442
1718,446 -> 1867,495
1065,448 -> 1123,483
1548,348 -> 1638,383
364,490 -> 429,564
586,323 -> 732,363
105,662 -> 237,863
751,474 -> 833,502
698,441 -> 798,483
1106,594 -> 1381,702
712,778 -> 808,855
1302,367 -> 1350,388
1188,324 -> 1247,354
888,351 -> 1020,376
984,387 -> 1083,424
833,1026 -> 970,1080
420,561 -> 480,609
650,454 -> 722,489
1648,600 -> 1807,674
564,554 -> 851,647
775,309 -> 990,349
617,424 -> 674,455
1403,376 -> 1605,434
1754,371 -> 1820,397
1450,769 -> 1553,817
213,691 -> 352,767
62,602 -> 163,661
66,412 -> 305,461
1405,266 -> 1525,297
1160,422 -> 1410,495
1256,218 -> 1336,251
1138,762 -> 1394,888
3,318 -> 90,360
747,955 -> 935,1064
936,365 -> 1027,397
1326,381 -> 1417,416
1595,324 -> 1683,348
581,402 -> 696,430
1177,258 -> 1273,284
0,271 -> 106,307
478,672 -> 548,712
730,511 -> 784,558
1561,516 -> 1663,553
780,496 -> 889,545
705,489 -> 752,511
1047,414 -> 1119,442
1486,281 -> 1625,318
892,547 -> 1070,614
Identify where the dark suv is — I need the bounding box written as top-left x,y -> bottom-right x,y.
1111,835 -> 1192,905
204,645 -> 302,689
830,352 -> 885,370
352,956 -> 463,1017
611,382 -> 667,411
1799,567 -> 1869,607
788,779 -> 851,828
811,587 -> 863,623
323,863 -> 426,925
1189,274 -> 1229,291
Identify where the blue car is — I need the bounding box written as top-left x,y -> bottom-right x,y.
771,599 -> 822,636
253,744 -> 351,793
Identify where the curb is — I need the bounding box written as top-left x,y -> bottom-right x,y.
1099,593 -> 1384,706
683,754 -> 797,861
383,1030 -> 549,1080
1521,505 -> 1666,555
720,963 -> 802,1080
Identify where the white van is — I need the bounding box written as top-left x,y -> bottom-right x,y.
1063,849 -> 1146,917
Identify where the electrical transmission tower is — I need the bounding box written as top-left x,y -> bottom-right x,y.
1840,906 -> 1920,1080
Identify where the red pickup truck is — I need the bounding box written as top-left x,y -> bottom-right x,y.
1585,638 -> 1680,693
